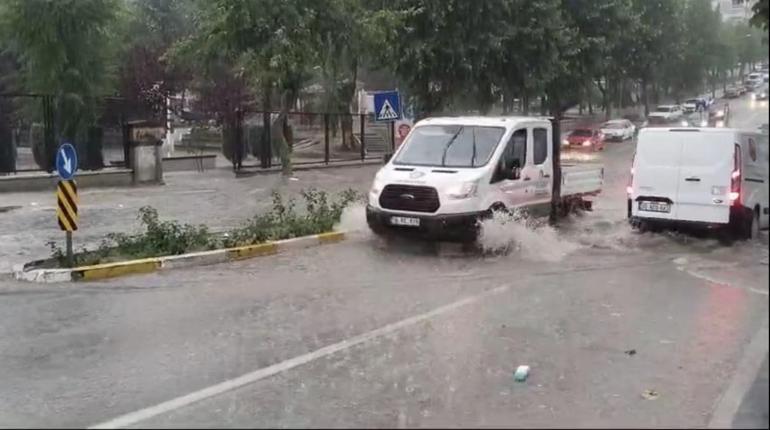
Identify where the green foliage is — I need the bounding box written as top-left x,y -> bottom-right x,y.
1,0 -> 120,169
222,189 -> 359,247
751,0 -> 769,31
46,189 -> 360,267
105,206 -> 215,258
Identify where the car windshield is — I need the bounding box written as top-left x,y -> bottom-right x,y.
602,122 -> 625,129
393,125 -> 505,167
571,129 -> 593,136
655,106 -> 673,112
685,99 -> 698,104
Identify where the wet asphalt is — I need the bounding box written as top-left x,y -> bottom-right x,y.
0,96 -> 767,428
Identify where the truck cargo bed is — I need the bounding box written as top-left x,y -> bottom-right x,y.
561,163 -> 603,197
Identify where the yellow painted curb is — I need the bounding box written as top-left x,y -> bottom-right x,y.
19,230 -> 348,283
74,258 -> 161,281
317,231 -> 346,244
227,242 -> 279,261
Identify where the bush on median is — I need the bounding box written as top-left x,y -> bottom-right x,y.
46,188 -> 360,268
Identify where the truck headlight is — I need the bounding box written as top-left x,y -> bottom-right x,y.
562,139 -> 569,146
582,140 -> 592,147
447,181 -> 479,200
369,174 -> 386,197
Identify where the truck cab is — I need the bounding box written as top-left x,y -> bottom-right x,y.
366,116 -> 603,242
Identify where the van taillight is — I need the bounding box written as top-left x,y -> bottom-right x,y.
627,153 -> 635,195
730,145 -> 741,204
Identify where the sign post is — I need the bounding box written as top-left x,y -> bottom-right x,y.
55,143 -> 79,266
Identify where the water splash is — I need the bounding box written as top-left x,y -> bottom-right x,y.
477,210 -> 581,262
335,203 -> 369,234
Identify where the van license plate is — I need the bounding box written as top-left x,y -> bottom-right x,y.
391,216 -> 420,227
639,201 -> 670,213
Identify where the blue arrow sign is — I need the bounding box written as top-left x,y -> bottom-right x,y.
55,143 -> 78,180
373,91 -> 402,122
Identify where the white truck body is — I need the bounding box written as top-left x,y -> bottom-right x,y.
629,127 -> 769,237
366,116 -> 603,241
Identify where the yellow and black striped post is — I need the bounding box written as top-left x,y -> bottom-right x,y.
57,180 -> 78,266
57,180 -> 78,231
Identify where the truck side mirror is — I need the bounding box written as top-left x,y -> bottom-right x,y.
383,153 -> 393,163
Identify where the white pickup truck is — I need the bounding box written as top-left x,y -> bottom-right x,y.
366,116 -> 604,242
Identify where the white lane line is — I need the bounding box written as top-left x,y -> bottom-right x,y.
708,319 -> 769,428
88,284 -> 510,429
682,268 -> 769,296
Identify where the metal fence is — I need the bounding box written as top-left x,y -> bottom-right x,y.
237,110 -> 394,171
0,94 -> 162,174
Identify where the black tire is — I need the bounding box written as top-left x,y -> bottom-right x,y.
749,208 -> 760,240
728,207 -> 755,241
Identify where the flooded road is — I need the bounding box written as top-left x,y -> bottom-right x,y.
0,97 -> 767,428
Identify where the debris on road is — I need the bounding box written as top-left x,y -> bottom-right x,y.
624,349 -> 637,356
514,365 -> 530,382
642,389 -> 659,400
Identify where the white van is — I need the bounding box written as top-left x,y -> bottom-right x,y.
628,127 -> 769,239
366,116 -> 604,241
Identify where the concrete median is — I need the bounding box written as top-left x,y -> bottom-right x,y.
13,231 -> 347,283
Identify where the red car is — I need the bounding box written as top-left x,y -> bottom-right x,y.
564,127 -> 605,151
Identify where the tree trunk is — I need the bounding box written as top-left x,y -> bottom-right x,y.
522,94 -> 530,115
641,77 -> 650,117
539,95 -> 547,116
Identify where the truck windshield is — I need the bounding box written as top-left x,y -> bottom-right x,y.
393,125 -> 505,167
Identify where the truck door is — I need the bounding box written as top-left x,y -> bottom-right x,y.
492,128 -> 529,209
524,127 -> 554,210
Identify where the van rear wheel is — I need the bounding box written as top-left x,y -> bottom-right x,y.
729,207 -> 758,240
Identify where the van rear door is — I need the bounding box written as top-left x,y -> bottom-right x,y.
675,131 -> 732,223
632,130 -> 684,220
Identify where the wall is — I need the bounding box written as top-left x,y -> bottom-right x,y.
162,154 -> 217,172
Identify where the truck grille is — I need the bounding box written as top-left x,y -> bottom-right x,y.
379,185 -> 440,213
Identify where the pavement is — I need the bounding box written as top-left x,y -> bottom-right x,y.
0,94 -> 767,428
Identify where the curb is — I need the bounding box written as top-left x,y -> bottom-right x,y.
235,159 -> 382,178
14,231 -> 347,283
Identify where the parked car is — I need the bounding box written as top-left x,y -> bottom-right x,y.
682,99 -> 698,113
648,104 -> 684,122
759,123 -> 769,135
564,127 -> 605,151
724,86 -> 740,98
600,119 -> 635,141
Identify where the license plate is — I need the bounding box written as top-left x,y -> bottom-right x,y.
390,216 -> 420,227
639,201 -> 670,213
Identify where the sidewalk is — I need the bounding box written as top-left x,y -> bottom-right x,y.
0,164 -> 380,274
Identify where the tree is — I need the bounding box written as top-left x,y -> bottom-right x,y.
117,0 -> 193,110
0,0 -> 120,171
750,0 -> 769,31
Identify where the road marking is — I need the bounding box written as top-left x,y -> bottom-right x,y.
708,319 -> 769,428
88,284 -> 510,429
682,268 -> 769,296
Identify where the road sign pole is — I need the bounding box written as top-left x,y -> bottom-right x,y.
390,121 -> 395,152
65,231 -> 73,268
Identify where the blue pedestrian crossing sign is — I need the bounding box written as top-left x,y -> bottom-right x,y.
55,143 -> 78,180
373,91 -> 402,122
